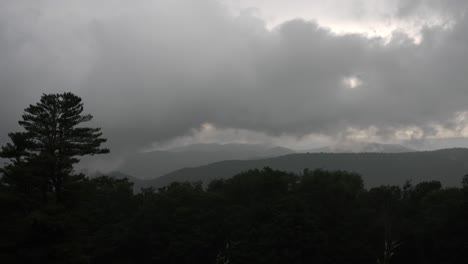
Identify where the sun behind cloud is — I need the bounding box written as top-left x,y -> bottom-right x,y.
342,76 -> 362,89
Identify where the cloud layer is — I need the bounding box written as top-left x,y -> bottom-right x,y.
1,0 -> 468,155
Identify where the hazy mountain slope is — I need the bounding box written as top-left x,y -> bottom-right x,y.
404,137 -> 468,151
169,143 -> 293,154
307,142 -> 413,153
133,148 -> 468,190
117,143 -> 294,179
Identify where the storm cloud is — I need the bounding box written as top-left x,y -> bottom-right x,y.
1,0 -> 468,155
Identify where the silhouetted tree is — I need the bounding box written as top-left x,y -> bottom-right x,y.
0,92 -> 109,201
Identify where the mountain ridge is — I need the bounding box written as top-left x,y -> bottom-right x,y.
116,143 -> 295,179
126,148 -> 468,191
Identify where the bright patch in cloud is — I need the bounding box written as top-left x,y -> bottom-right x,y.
222,0 -> 454,43
342,76 -> 362,89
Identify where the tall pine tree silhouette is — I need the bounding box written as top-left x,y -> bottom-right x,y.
0,92 -> 109,201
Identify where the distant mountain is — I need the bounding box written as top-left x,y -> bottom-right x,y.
404,137 -> 468,151
169,143 -> 293,155
116,143 -> 295,179
306,142 -> 413,153
132,148 -> 468,191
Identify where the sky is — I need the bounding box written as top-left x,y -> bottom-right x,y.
1,0 -> 468,163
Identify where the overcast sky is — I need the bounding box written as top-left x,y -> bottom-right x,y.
1,0 -> 468,158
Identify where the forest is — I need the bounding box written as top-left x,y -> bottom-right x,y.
1,93 -> 468,263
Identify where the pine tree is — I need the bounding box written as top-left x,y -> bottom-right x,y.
0,92 -> 109,201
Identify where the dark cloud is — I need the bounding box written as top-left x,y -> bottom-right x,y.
1,0 -> 468,156
397,0 -> 468,18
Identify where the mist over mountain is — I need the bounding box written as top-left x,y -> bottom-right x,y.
305,141 -> 413,153
115,141 -> 412,180
128,148 -> 468,191
168,143 -> 293,155
405,137 -> 468,151
116,143 -> 294,179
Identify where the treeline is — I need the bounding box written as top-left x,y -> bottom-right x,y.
2,167 -> 468,263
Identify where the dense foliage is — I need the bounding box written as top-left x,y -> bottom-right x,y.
1,167 -> 468,263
